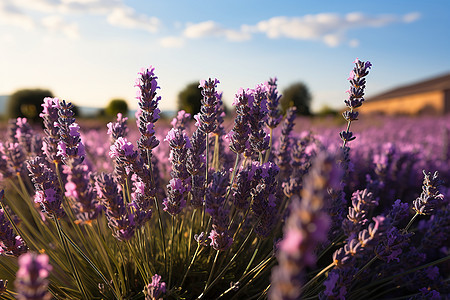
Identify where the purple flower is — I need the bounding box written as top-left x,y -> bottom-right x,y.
248,84 -> 270,153
209,227 -> 233,251
56,100 -> 85,167
270,153 -> 338,300
413,171 -> 444,215
265,77 -> 283,129
40,98 -> 62,164
374,226 -> 412,263
144,274 -> 166,300
341,58 -> 372,147
63,164 -> 100,223
95,173 -> 135,241
0,279 -> 7,294
1,191 -> 28,257
251,162 -> 280,238
196,78 -> 221,134
229,88 -> 253,154
276,106 -> 297,175
136,66 -> 161,162
107,113 -> 129,142
170,110 -> 191,131
15,253 -> 52,300
27,157 -> 65,219
163,178 -> 187,216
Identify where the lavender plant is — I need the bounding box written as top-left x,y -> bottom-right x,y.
0,59 -> 449,300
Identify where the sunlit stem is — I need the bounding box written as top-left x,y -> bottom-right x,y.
213,133 -> 220,171
224,153 -> 240,205
203,250 -> 220,293
180,243 -> 201,288
54,217 -> 89,300
243,238 -> 261,276
354,256 -> 378,279
198,227 -> 255,299
61,229 -> 119,300
202,133 -> 210,228
169,215 -> 176,289
342,109 -> 353,149
404,212 -> 419,232
16,173 -> 29,200
301,262 -> 335,294
263,127 -> 273,163
146,149 -> 167,276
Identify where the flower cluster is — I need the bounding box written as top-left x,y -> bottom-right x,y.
0,59 -> 449,300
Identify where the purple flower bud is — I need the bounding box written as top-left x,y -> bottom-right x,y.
413,171 -> 444,215
0,279 -> 7,294
15,253 -> 52,300
144,274 -> 166,300
209,227 -> 233,251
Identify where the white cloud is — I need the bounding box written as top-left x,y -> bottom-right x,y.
348,39 -> 360,48
183,20 -> 251,42
184,21 -> 223,38
159,36 -> 185,48
42,15 -> 80,39
403,12 -> 421,23
251,12 -> 421,46
0,2 -> 35,30
2,0 -> 162,37
107,6 -> 161,33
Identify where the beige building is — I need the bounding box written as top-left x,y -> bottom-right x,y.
359,73 -> 450,115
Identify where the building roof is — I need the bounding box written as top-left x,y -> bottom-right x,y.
367,72 -> 450,102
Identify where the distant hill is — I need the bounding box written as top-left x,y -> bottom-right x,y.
0,95 -> 8,116
0,95 -> 177,120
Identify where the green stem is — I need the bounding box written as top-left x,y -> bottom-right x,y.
54,217 -> 89,300
353,256 -> 378,280
404,212 -> 419,232
204,251 -> 220,292
180,243 -> 201,288
169,215 -> 175,289
146,149 -> 167,276
301,262 -> 335,294
16,174 -> 30,200
203,133 -> 210,229
224,153 -> 240,205
342,112 -> 352,148
186,209 -> 197,262
351,254 -> 450,295
213,134 -> 220,171
243,238 -> 261,276
198,227 -> 255,299
264,127 -> 273,163
61,229 -> 119,299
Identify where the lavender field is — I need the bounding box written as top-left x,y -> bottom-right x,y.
0,60 -> 449,299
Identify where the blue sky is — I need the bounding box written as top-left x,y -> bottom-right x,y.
1,0 -> 449,113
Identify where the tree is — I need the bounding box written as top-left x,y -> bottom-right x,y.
177,82 -> 202,117
105,98 -> 129,117
280,82 -> 312,116
7,88 -> 54,122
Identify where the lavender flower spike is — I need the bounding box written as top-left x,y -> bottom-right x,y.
270,153 -> 341,300
196,78 -> 221,134
144,274 -> 166,300
413,171 -> 444,215
265,77 -> 283,129
136,66 -> 161,160
40,97 -> 61,164
56,100 -> 85,168
1,190 -> 28,257
15,252 -> 52,300
0,279 -> 7,294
